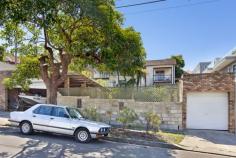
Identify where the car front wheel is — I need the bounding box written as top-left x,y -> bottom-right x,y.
75,128 -> 91,143
20,121 -> 33,135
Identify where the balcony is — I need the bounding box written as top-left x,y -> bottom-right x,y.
153,75 -> 172,83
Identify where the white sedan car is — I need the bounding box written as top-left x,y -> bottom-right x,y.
9,104 -> 111,143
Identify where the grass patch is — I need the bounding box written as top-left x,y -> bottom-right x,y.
110,128 -> 185,144
157,131 -> 184,144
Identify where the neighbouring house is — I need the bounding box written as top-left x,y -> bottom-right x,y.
192,61 -> 211,74
145,59 -> 176,86
0,62 -> 16,110
206,50 -> 236,73
91,58 -> 177,87
0,61 -> 103,111
192,48 -> 236,74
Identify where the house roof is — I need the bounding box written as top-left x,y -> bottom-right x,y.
29,79 -> 46,89
0,62 -> 16,71
15,73 -> 102,90
146,59 -> 176,66
60,73 -> 103,88
210,48 -> 236,72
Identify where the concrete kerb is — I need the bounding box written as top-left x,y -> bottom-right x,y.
103,136 -> 183,150
103,136 -> 236,158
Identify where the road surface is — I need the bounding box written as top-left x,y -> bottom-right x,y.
0,126 -> 233,158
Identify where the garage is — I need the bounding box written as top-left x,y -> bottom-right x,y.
186,92 -> 228,130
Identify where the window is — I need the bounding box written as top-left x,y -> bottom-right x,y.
233,65 -> 236,73
33,105 -> 53,116
66,107 -> 83,119
52,107 -> 68,118
33,106 -> 41,114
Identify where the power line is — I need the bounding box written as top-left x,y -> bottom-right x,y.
116,0 -> 167,9
122,0 -> 220,15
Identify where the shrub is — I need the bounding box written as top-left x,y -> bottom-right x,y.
143,111 -> 161,133
116,107 -> 138,129
82,106 -> 101,121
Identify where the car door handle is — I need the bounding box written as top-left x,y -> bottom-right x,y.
33,115 -> 36,117
50,118 -> 54,120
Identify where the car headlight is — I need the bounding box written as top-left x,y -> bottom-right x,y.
99,127 -> 110,133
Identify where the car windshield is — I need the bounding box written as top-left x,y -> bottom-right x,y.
66,107 -> 84,119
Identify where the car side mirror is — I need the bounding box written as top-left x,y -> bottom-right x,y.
64,113 -> 70,118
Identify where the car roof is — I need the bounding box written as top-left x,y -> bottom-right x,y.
36,104 -> 70,108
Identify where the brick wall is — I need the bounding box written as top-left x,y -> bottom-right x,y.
182,72 -> 235,133
57,94 -> 182,130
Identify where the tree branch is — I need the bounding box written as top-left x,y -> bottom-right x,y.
56,50 -> 71,86
39,55 -> 50,85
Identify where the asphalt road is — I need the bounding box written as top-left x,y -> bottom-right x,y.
0,126 -> 233,158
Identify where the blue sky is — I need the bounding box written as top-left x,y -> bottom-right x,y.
116,0 -> 236,70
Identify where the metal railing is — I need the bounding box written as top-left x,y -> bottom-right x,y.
58,85 -> 179,102
153,75 -> 172,82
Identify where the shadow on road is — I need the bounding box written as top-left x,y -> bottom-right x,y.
0,126 -> 175,158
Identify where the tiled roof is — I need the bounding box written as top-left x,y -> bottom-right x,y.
146,59 -> 176,66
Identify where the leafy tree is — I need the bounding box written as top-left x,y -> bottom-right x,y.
3,56 -> 40,91
1,0 -> 145,104
0,20 -> 25,64
171,55 -> 185,78
104,27 -> 146,86
117,107 -> 138,129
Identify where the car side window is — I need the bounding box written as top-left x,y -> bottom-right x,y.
34,105 -> 53,116
52,107 -> 68,118
33,106 -> 41,114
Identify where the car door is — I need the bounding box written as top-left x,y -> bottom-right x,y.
49,107 -> 74,135
31,105 -> 54,132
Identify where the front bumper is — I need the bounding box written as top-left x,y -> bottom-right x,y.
91,133 -> 109,139
91,127 -> 111,139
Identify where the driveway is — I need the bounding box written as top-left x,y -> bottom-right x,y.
0,126 -> 232,158
180,130 -> 236,157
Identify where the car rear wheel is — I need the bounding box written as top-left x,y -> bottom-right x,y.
75,128 -> 91,143
20,121 -> 33,135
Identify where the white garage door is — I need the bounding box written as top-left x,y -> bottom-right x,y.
187,92 -> 228,130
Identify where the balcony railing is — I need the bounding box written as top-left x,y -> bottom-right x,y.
153,75 -> 172,82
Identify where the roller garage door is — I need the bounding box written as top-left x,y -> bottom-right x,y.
186,92 -> 228,130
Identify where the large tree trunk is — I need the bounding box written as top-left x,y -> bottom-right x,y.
39,51 -> 71,104
46,83 -> 58,104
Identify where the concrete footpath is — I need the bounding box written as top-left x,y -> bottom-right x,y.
179,130 -> 236,157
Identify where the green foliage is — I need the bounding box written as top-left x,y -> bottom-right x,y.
106,27 -> 146,83
82,107 -> 101,121
143,111 -> 161,133
171,55 -> 185,78
0,46 -> 4,61
1,0 -> 146,103
3,56 -> 40,91
117,107 -> 138,129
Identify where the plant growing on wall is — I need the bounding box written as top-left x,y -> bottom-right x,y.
82,107 -> 101,121
117,107 -> 138,129
143,111 -> 161,133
